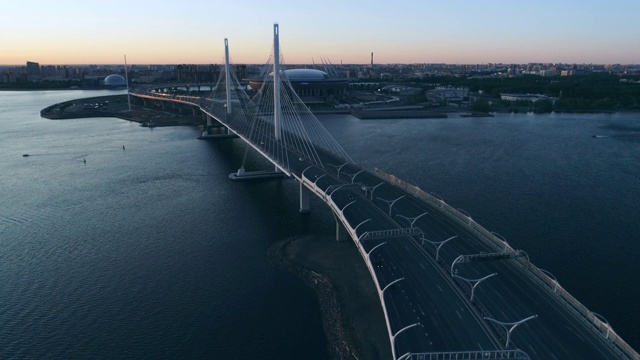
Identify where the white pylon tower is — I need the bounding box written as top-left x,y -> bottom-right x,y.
224,38 -> 232,114
273,23 -> 282,140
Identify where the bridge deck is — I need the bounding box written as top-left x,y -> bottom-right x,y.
128,87 -> 638,359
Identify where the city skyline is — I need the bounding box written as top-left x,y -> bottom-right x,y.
2,0 -> 639,66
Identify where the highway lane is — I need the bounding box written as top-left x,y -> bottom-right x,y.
327,165 -> 626,358
311,161 -> 627,355
141,91 -> 633,358
328,184 -> 502,354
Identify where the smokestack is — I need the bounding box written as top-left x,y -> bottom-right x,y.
371,52 -> 373,67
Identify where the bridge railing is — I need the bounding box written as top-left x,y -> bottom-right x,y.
373,168 -> 513,254
373,168 -> 640,360
405,349 -> 530,359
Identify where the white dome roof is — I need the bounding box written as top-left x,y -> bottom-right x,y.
284,69 -> 329,81
104,74 -> 126,86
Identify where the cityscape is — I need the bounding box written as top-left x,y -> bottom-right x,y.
3,60 -> 640,84
2,1 -> 640,359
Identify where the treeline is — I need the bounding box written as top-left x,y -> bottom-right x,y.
434,73 -> 640,112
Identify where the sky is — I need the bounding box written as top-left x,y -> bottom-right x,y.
1,0 -> 639,65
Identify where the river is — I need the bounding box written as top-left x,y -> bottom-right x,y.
1,90 -> 639,358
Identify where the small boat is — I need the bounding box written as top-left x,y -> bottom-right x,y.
22,154 -> 29,157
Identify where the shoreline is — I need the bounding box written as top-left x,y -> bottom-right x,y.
40,94 -> 203,127
268,235 -> 391,360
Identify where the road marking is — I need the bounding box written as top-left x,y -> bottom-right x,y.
565,326 -> 586,342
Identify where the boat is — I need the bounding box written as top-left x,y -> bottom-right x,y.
22,154 -> 29,157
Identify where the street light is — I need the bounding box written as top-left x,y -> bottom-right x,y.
353,218 -> 371,238
484,315 -> 538,348
341,200 -> 356,212
366,182 -> 385,200
327,162 -> 350,178
591,312 -> 612,340
377,195 -> 405,216
396,212 -> 428,228
422,235 -> 458,261
342,169 -> 365,184
490,231 -> 510,252
538,268 -> 559,294
391,322 -> 420,360
456,208 -> 473,225
452,272 -> 497,302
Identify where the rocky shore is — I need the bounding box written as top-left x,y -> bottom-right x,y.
268,235 -> 391,360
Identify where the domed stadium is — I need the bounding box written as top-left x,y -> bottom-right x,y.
103,74 -> 127,87
248,69 -> 347,104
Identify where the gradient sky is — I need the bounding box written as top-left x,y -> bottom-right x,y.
1,0 -> 639,65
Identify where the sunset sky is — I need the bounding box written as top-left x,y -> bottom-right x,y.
1,0 -> 639,65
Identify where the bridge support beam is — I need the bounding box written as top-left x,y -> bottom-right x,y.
332,211 -> 348,242
299,182 -> 310,214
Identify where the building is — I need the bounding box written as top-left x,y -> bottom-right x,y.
426,86 -> 469,104
248,68 -> 348,104
103,74 -> 127,88
500,93 -> 555,102
176,64 -> 218,83
26,61 -> 41,81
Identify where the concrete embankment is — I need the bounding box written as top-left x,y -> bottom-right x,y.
268,235 -> 391,360
351,109 -> 447,119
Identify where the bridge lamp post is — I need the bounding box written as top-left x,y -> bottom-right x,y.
342,169 -> 365,184
326,184 -> 348,197
367,182 -> 385,201
452,273 -> 497,302
376,195 -> 405,216
431,192 -> 445,209
395,212 -> 428,228
353,218 -> 371,238
591,312 -> 612,340
336,162 -> 350,178
484,315 -> 538,348
456,208 -> 473,226
312,174 -> 326,185
450,255 -> 465,277
490,231 -> 510,252
341,200 -> 356,212
366,241 -> 387,259
422,235 -> 458,262
538,268 -> 559,294
391,322 -> 419,360
327,162 -> 350,178
301,166 -> 314,177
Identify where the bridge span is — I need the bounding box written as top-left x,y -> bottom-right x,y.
129,24 -> 639,360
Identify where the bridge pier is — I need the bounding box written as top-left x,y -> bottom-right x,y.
299,182 -> 310,213
228,167 -> 286,181
332,211 -> 348,242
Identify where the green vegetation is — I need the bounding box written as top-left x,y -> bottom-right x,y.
424,73 -> 640,112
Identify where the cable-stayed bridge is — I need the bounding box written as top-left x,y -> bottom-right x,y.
130,24 -> 639,360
